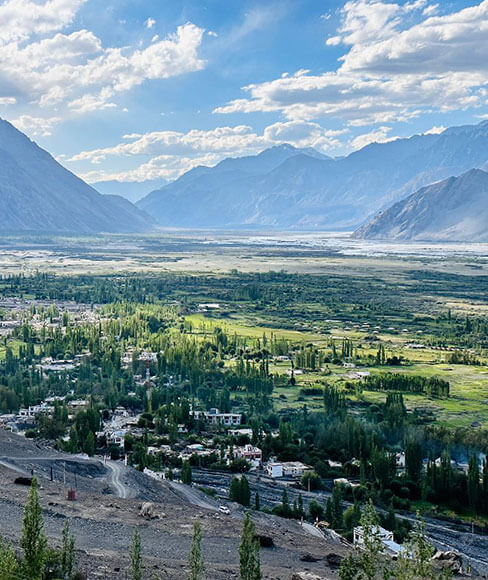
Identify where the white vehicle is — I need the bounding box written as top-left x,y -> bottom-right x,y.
219,505 -> 230,515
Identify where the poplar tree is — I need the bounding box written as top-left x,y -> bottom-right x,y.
61,520 -> 75,580
188,521 -> 204,580
0,537 -> 20,580
21,477 -> 47,579
130,527 -> 142,580
239,514 -> 261,580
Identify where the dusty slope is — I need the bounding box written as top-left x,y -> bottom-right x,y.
0,431 -> 347,579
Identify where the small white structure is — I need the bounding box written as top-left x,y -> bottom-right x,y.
194,408 -> 242,426
236,444 -> 262,467
266,463 -> 283,478
354,526 -> 405,556
282,461 -> 311,478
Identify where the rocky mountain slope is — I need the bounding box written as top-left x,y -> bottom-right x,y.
138,121 -> 488,230
0,118 -> 152,233
354,169 -> 488,241
0,430 -> 348,580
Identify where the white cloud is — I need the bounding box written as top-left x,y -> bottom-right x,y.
0,0 -> 86,43
350,125 -> 396,149
0,96 -> 16,105
423,125 -> 445,135
0,2 -> 205,131
263,120 -> 346,150
69,121 -> 346,182
215,0 -> 488,125
145,17 -> 156,29
422,3 -> 438,16
326,35 -> 342,46
12,114 -> 61,136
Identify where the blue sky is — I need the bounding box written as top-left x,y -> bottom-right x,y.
0,0 -> 486,185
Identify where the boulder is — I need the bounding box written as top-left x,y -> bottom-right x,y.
290,573 -> 325,580
431,550 -> 463,574
139,502 -> 158,519
255,534 -> 274,548
326,553 -> 343,568
300,553 -> 321,562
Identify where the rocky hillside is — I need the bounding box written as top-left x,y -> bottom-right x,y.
0,118 -> 153,233
138,121 -> 488,230
354,169 -> 488,241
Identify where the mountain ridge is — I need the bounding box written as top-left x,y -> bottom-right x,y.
353,168 -> 488,242
138,121 -> 488,230
0,118 -> 153,234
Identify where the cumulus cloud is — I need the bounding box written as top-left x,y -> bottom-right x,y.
423,125 -> 446,135
145,17 -> 156,29
12,114 -> 61,136
0,1 -> 205,129
68,121 -> 346,182
350,125 -> 396,149
215,0 -> 488,125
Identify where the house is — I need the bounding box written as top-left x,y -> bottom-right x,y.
282,461 -> 311,478
334,477 -> 360,489
266,463 -> 283,478
236,444 -> 262,467
193,408 -> 242,427
230,428 -> 253,438
106,430 -> 127,447
265,461 -> 311,478
18,403 -> 54,418
354,525 -> 405,556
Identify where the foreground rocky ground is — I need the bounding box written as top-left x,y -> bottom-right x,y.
0,430 -> 348,579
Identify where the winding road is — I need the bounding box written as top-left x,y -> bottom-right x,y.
105,459 -> 134,499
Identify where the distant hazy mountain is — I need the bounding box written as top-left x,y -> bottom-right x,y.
0,118 -> 153,234
138,122 -> 488,229
92,178 -> 167,203
354,169 -> 488,241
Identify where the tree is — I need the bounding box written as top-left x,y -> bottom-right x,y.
240,475 -> 251,508
281,487 -> 291,518
395,515 -> 436,579
61,520 -> 75,580
83,431 -> 95,457
182,461 -> 193,485
230,476 -> 251,507
0,537 -> 20,580
405,440 -> 423,484
21,477 -> 47,579
188,521 -> 204,580
130,527 -> 142,580
331,484 -> 344,530
239,514 -> 261,580
309,500 -> 324,521
340,501 -> 389,580
357,501 -> 388,580
301,470 -> 322,491
467,455 -> 480,511
254,492 -> 260,511
230,477 -> 241,503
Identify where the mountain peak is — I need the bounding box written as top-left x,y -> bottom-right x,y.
354,168 -> 488,242
0,119 -> 153,233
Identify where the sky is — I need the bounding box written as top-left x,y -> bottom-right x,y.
0,0 -> 487,186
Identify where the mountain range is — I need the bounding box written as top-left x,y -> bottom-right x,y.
1,115 -> 488,239
91,178 -> 167,203
138,121 -> 488,231
353,169 -> 488,242
0,119 -> 152,234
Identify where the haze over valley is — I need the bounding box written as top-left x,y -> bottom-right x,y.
1,1 -> 488,579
